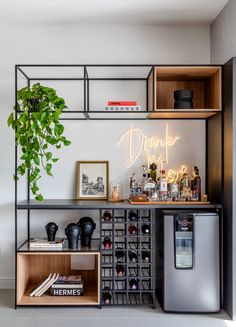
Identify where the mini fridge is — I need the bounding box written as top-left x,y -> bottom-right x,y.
156,211 -> 220,312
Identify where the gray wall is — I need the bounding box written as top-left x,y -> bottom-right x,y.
0,24 -> 210,288
211,0 -> 236,63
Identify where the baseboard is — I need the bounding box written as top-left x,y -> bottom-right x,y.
0,278 -> 15,289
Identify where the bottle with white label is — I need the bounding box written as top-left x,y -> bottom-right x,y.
171,173 -> 179,201
143,173 -> 156,200
159,170 -> 168,201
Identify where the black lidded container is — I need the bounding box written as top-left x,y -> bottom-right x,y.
174,89 -> 193,109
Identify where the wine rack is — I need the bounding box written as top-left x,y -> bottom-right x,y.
100,209 -> 156,307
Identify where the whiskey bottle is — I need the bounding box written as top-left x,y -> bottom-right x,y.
150,162 -> 157,182
193,168 -> 201,201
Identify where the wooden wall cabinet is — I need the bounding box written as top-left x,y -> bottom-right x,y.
148,66 -> 222,119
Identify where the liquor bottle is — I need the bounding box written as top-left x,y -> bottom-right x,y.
128,211 -> 139,222
130,173 -> 137,198
170,173 -> 179,201
129,278 -> 138,290
141,165 -> 148,192
129,251 -> 138,263
115,264 -> 125,276
103,287 -> 112,304
103,211 -> 112,222
181,173 -> 192,201
159,170 -> 168,201
143,173 -> 156,200
115,247 -> 125,262
150,162 -> 157,183
103,237 -> 112,249
141,224 -> 150,235
193,168 -> 201,201
128,224 -> 138,235
190,166 -> 198,191
142,251 -> 150,262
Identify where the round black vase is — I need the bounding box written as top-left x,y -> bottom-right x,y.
45,222 -> 58,242
65,223 -> 80,250
78,217 -> 96,247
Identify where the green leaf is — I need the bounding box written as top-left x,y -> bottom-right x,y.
7,113 -> 14,127
52,158 -> 59,163
35,194 -> 43,201
54,124 -> 64,136
46,163 -> 52,176
63,140 -> 71,146
46,152 -> 52,161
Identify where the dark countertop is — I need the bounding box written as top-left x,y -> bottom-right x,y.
17,199 -> 222,210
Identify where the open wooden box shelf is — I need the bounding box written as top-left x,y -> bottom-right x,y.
148,66 -> 222,119
17,252 -> 100,306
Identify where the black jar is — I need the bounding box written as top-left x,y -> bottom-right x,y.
65,223 -> 80,250
45,222 -> 58,242
78,217 -> 96,247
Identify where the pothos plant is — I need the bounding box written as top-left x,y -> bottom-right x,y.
7,83 -> 71,201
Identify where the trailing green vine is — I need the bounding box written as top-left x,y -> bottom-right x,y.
7,83 -> 71,201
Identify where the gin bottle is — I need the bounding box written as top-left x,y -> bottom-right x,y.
159,170 -> 168,201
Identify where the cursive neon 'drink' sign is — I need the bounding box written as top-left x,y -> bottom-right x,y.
117,124 -> 180,169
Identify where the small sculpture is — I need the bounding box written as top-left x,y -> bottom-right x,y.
45,222 -> 58,242
65,223 -> 80,250
78,217 -> 96,247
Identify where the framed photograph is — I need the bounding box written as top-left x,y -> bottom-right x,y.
77,161 -> 109,200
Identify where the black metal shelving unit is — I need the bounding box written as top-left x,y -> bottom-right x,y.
14,64 -> 223,309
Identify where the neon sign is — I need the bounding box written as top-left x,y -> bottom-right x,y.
117,124 -> 180,168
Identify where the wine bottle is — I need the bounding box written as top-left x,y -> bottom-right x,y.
103,211 -> 112,222
142,251 -> 150,262
116,264 -> 125,276
141,224 -> 150,235
128,251 -> 138,263
128,224 -> 138,235
115,247 -> 125,262
103,237 -> 112,249
128,211 -> 139,222
129,278 -> 138,290
103,287 -> 112,304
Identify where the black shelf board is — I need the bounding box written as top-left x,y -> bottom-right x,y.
17,238 -> 100,253
16,199 -> 222,210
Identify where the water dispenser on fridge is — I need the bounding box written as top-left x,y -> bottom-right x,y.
156,211 -> 220,312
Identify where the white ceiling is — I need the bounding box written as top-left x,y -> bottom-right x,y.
0,0 -> 229,25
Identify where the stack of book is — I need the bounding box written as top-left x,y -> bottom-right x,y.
29,238 -> 65,249
50,275 -> 84,296
105,101 -> 141,111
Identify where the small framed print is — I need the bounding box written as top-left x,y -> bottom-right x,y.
77,161 -> 109,200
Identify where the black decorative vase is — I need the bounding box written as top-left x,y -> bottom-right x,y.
45,222 -> 58,242
65,223 -> 80,250
78,217 -> 96,247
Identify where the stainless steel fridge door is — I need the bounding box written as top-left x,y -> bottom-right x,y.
164,212 -> 220,312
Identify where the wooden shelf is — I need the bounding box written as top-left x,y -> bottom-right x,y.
148,109 -> 221,119
17,252 -> 100,306
18,286 -> 98,306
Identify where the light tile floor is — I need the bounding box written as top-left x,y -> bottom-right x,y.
0,290 -> 234,327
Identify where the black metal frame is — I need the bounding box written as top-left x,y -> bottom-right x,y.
14,64 -> 223,309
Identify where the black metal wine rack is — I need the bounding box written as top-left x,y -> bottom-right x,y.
100,209 -> 156,307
